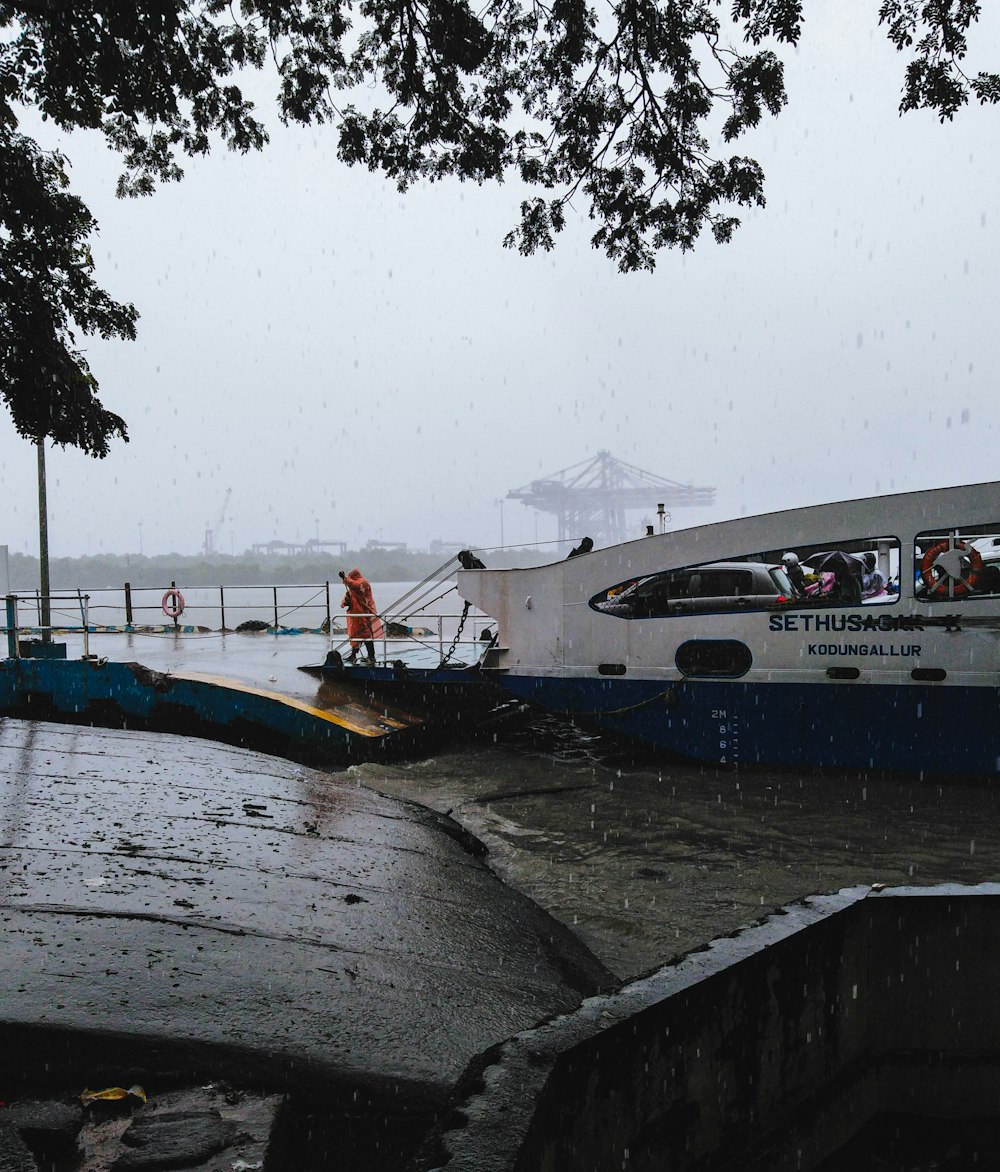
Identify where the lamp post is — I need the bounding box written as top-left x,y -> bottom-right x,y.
36,437 -> 50,643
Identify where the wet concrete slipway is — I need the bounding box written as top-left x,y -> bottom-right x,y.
0,692 -> 613,1168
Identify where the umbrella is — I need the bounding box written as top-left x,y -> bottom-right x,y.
807,550 -> 866,577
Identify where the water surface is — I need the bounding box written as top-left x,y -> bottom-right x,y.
351,718 -> 1000,980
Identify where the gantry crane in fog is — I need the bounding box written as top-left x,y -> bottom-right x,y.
507,451 -> 716,548
203,488 -> 232,556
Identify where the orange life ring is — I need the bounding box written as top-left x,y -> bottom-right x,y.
919,540 -> 983,598
162,588 -> 186,618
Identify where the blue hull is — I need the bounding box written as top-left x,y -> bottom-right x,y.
0,657 -> 422,764
495,675 -> 1000,776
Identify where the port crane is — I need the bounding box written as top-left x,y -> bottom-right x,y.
507,451 -> 715,548
203,488 -> 232,556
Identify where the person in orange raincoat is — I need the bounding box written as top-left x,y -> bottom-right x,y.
339,568 -> 384,663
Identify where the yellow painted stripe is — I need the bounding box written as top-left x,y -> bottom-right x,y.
172,671 -> 411,739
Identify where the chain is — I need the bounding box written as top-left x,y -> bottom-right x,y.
440,600 -> 471,667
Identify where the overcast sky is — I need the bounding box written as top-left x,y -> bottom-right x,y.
2,2 -> 999,560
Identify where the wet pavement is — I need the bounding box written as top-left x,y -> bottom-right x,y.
0,719 -> 612,1114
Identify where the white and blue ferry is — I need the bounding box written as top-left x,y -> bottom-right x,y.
456,481 -> 1000,775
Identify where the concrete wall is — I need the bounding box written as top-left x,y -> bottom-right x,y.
425,884 -> 1000,1172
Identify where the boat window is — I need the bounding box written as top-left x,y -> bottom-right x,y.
675,640 -> 752,678
912,668 -> 947,682
914,526 -> 1000,603
589,538 -> 900,618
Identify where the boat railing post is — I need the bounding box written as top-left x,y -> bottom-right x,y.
219,586 -> 226,632
325,581 -> 331,637
877,538 -> 892,583
5,595 -> 18,659
82,594 -> 90,659
124,581 -> 133,626
438,615 -> 444,662
273,586 -> 279,630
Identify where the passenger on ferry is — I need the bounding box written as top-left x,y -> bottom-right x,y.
567,537 -> 594,558
781,551 -> 808,596
339,568 -> 384,664
810,571 -> 836,598
860,552 -> 887,599
458,549 -> 486,569
831,566 -> 863,606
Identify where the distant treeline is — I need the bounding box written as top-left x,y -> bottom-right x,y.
5,546 -> 551,591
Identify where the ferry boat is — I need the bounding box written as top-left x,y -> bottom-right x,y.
455,481 -> 1000,775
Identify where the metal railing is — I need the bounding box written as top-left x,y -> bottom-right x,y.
2,590 -> 495,670
330,608 -> 497,668
5,593 -> 92,659
328,555 -> 497,667
2,557 -> 497,668
3,582 -> 336,634
126,581 -> 334,631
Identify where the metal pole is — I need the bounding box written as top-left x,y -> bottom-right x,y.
5,595 -> 18,658
325,581 -> 331,634
37,438 -> 51,643
82,594 -> 90,659
124,581 -> 133,625
220,585 -> 226,632
273,586 -> 278,630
